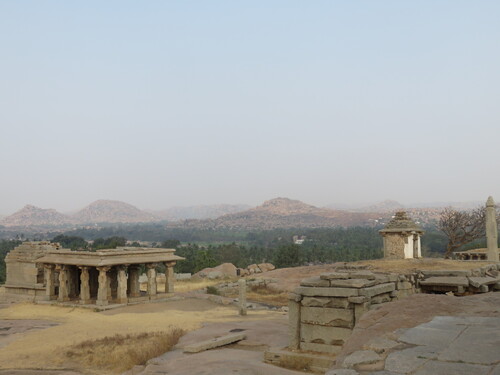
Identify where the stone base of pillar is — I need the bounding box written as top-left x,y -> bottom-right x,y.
149,295 -> 158,300
42,295 -> 56,301
129,292 -> 141,298
80,299 -> 92,305
58,297 -> 70,302
117,298 -> 128,304
96,300 -> 108,306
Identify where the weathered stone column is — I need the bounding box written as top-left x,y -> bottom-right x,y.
486,196 -> 499,261
146,263 -> 158,298
96,266 -> 111,306
43,264 -> 56,301
79,266 -> 91,304
288,293 -> 301,349
56,265 -> 69,302
164,261 -> 176,293
128,265 -> 141,297
117,265 -> 128,304
238,278 -> 247,316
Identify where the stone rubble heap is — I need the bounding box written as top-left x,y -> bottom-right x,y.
417,264 -> 500,294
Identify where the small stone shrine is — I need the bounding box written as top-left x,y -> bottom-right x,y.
4,241 -> 184,306
379,211 -> 424,259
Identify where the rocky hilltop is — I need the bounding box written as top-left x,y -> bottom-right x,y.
168,197 -> 383,230
152,204 -> 251,221
0,205 -> 73,227
72,200 -> 158,224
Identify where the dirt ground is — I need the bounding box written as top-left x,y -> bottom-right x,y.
0,298 -> 282,374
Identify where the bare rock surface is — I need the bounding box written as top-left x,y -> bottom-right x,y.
332,292 -> 500,375
130,317 -> 304,375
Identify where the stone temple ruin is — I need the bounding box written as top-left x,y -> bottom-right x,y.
265,263 -> 500,372
4,241 -> 183,306
379,211 -> 424,259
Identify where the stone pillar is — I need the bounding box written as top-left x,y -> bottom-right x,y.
288,293 -> 301,349
146,263 -> 157,298
96,266 -> 111,306
238,278 -> 247,316
79,266 -> 91,304
164,262 -> 176,293
117,265 -> 128,304
43,264 -> 56,301
128,265 -> 141,297
486,196 -> 499,262
56,265 -> 69,302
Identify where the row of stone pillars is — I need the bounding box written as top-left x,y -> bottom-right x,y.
43,262 -> 176,306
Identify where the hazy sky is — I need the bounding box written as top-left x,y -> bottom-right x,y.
1,1 -> 499,214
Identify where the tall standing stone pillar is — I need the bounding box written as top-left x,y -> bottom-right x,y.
128,265 -> 141,297
486,196 -> 499,261
164,262 -> 176,293
238,278 -> 247,316
117,265 -> 128,304
79,266 -> 91,304
146,263 -> 158,298
43,264 -> 56,301
96,266 -> 111,306
288,294 -> 301,349
56,265 -> 69,302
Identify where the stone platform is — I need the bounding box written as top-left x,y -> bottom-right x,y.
329,316 -> 500,375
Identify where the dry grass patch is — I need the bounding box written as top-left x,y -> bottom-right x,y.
65,328 -> 185,373
246,284 -> 289,307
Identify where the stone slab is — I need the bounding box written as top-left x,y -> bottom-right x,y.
467,276 -> 498,288
300,323 -> 352,346
320,272 -> 350,280
301,306 -> 354,328
300,341 -> 342,354
342,350 -> 381,369
301,296 -> 351,309
358,283 -> 395,298
437,319 -> 500,365
296,286 -> 359,298
384,349 -> 428,373
396,281 -> 413,290
348,296 -> 369,304
418,277 -> 469,287
183,333 -> 246,353
329,279 -> 378,288
421,270 -> 472,277
397,324 -> 465,347
413,360 -> 490,375
348,271 -> 376,280
301,277 -> 331,287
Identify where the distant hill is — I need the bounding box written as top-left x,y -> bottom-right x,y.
72,200 -> 158,224
0,205 -> 72,227
168,197 -> 383,230
151,204 -> 251,221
